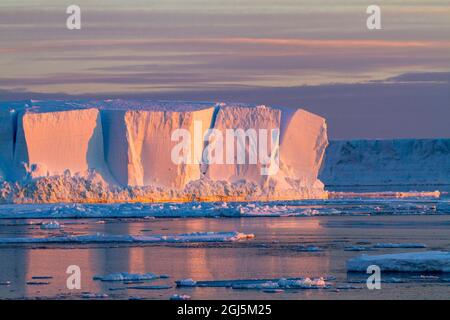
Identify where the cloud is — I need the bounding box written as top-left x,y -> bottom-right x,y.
1,71 -> 449,140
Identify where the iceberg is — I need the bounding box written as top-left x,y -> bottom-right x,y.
347,251 -> 450,273
320,139 -> 450,186
0,99 -> 328,203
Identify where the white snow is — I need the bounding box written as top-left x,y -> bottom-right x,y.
347,251 -> 450,272
320,139 -> 450,186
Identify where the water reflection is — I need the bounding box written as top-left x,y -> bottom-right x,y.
8,216 -> 449,299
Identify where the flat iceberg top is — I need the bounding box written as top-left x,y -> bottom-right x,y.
0,99 -> 307,114
0,99 -> 264,113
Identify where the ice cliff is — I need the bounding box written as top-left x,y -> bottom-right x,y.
0,100 -> 328,203
320,139 -> 450,186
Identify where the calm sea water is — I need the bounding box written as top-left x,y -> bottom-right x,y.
0,215 -> 449,299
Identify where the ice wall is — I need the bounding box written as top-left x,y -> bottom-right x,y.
279,108 -> 328,188
320,139 -> 450,186
205,105 -> 281,186
0,100 -> 329,202
102,103 -> 216,188
13,105 -> 107,179
204,105 -> 328,194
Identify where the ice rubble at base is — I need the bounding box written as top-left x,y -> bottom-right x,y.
320,139 -> 450,187
347,251 -> 450,272
0,195 -> 448,219
0,231 -> 254,244
0,99 -> 328,203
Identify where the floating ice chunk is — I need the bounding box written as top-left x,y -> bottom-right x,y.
176,277 -> 329,290
262,289 -> 284,293
336,284 -> 363,290
26,281 -> 50,285
345,245 -> 370,251
293,246 -> 323,252
277,277 -> 327,288
347,251 -> 450,273
126,285 -> 172,290
170,294 -> 191,300
40,221 -> 62,230
232,281 -> 279,290
374,243 -> 427,249
0,231 -> 254,244
82,293 -> 109,299
93,272 -> 163,282
177,279 -> 197,287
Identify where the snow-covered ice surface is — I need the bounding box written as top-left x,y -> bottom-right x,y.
347,251 -> 450,273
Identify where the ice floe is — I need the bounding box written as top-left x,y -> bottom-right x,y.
93,272 -> 167,282
344,245 -> 370,251
40,221 -> 62,230
82,293 -> 109,299
176,277 -> 331,290
0,231 -> 254,245
170,294 -> 191,300
292,245 -> 323,252
373,243 -> 427,249
347,251 -> 450,273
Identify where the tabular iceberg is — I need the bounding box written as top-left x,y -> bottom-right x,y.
0,99 -> 328,203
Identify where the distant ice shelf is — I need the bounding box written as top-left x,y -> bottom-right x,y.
347,251 -> 450,273
320,139 -> 450,187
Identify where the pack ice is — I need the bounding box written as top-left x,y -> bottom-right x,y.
0,100 -> 328,203
320,139 -> 450,186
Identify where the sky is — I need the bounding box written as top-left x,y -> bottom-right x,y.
0,0 -> 449,139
